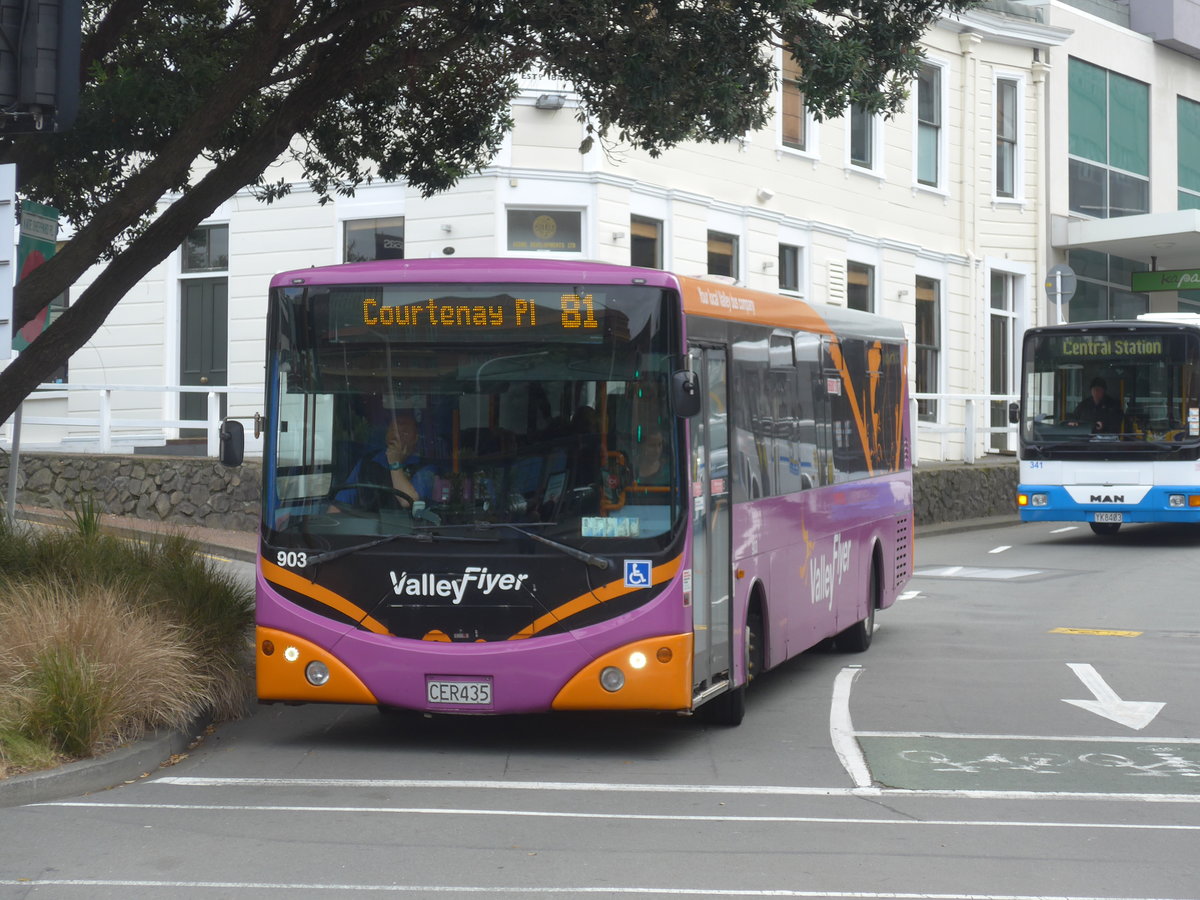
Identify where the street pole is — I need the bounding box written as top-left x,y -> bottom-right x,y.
5,402 -> 21,524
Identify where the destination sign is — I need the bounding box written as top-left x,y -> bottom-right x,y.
361,293 -> 600,331
1058,336 -> 1163,357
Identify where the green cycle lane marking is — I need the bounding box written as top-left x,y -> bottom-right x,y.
859,735 -> 1200,794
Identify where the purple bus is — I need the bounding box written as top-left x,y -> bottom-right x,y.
220,258 -> 912,725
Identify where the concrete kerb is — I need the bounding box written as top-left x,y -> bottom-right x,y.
0,718 -> 210,808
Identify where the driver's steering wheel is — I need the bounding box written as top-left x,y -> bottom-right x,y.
327,480 -> 416,513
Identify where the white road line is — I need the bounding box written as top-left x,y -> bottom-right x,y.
830,666 -> 872,789
0,883 -> 1194,900
898,590 -> 921,601
853,731 -> 1200,744
989,546 -> 1011,554
146,776 -> 1200,803
35,800 -> 1200,831
1050,526 -> 1078,533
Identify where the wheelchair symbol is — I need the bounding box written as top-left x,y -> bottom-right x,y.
624,560 -> 652,589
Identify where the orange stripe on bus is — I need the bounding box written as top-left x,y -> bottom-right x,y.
261,558 -> 391,635
510,555 -> 683,640
826,340 -> 875,477
677,277 -> 834,333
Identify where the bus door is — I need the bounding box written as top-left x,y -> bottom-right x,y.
688,345 -> 733,695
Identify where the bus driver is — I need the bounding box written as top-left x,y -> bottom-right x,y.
1070,377 -> 1123,434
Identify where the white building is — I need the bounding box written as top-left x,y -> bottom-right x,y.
11,0 -> 1200,465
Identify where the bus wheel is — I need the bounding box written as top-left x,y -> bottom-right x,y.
700,683 -> 745,727
836,563 -> 878,653
700,607 -> 761,727
1089,522 -> 1121,535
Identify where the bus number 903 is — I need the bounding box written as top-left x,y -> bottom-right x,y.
277,551 -> 308,569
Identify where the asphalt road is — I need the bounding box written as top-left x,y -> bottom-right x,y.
1,519 -> 1199,898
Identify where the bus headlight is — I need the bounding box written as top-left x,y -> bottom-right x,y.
599,666 -> 625,692
1169,494 -> 1185,508
1030,493 -> 1048,507
305,661 -> 331,686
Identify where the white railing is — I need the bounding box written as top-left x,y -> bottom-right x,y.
910,392 -> 1019,465
3,382 -> 1019,464
2,383 -> 261,458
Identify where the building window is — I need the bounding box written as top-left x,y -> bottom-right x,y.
996,78 -> 1019,199
630,216 -> 662,268
179,224 -> 230,436
1179,96 -> 1200,210
707,231 -> 738,279
1068,58 -> 1149,219
778,244 -> 801,293
989,272 -> 1019,451
847,261 -> 873,312
344,217 -> 405,262
507,209 -> 582,252
917,65 -> 941,187
915,276 -> 939,421
849,104 -> 874,169
781,49 -> 806,151
1066,250 -> 1149,321
182,224 -> 228,272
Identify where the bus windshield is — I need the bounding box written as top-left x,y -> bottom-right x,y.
265,282 -> 683,548
1020,327 -> 1200,451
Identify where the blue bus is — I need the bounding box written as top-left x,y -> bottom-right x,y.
1015,314 -> 1200,534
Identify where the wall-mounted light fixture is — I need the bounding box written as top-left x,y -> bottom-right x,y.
612,230 -> 626,242
762,260 -> 776,272
440,224 -> 453,234
535,94 -> 566,110
756,187 -> 775,203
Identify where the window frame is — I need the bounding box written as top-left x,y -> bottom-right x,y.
846,260 -> 875,313
780,45 -> 817,156
1067,58 -> 1150,219
707,230 -> 740,280
343,216 -> 406,263
914,275 -> 941,423
915,62 -> 946,191
849,103 -> 888,176
994,74 -> 1024,202
778,244 -> 802,294
630,215 -> 663,269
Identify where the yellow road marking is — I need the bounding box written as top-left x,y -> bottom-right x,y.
1049,627 -> 1142,637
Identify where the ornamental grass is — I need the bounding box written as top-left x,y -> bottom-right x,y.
0,503 -> 253,777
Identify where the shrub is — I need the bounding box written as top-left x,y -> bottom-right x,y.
0,514 -> 254,773
0,583 -> 210,760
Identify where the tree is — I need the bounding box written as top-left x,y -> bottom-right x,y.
0,0 -> 978,425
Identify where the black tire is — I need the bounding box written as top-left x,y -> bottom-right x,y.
1089,522 -> 1121,535
699,606 -> 762,727
700,683 -> 745,727
836,562 -> 878,653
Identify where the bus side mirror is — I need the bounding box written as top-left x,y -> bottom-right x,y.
1008,401 -> 1020,425
219,418 -> 245,467
672,370 -> 701,418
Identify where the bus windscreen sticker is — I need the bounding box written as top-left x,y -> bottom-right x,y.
624,560 -> 652,589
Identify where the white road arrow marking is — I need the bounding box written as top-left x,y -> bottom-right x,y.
1063,663 -> 1165,730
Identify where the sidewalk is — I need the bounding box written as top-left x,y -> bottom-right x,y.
13,504 -> 259,564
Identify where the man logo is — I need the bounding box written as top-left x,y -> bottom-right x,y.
1090,494 -> 1124,503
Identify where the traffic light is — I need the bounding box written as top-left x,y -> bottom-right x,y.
0,0 -> 81,134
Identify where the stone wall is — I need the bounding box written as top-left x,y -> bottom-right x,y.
0,452 -> 263,532
2,451 -> 1017,531
912,460 -> 1019,526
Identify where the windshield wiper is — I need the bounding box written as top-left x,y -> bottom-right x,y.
306,529 -> 496,566
477,522 -> 611,571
